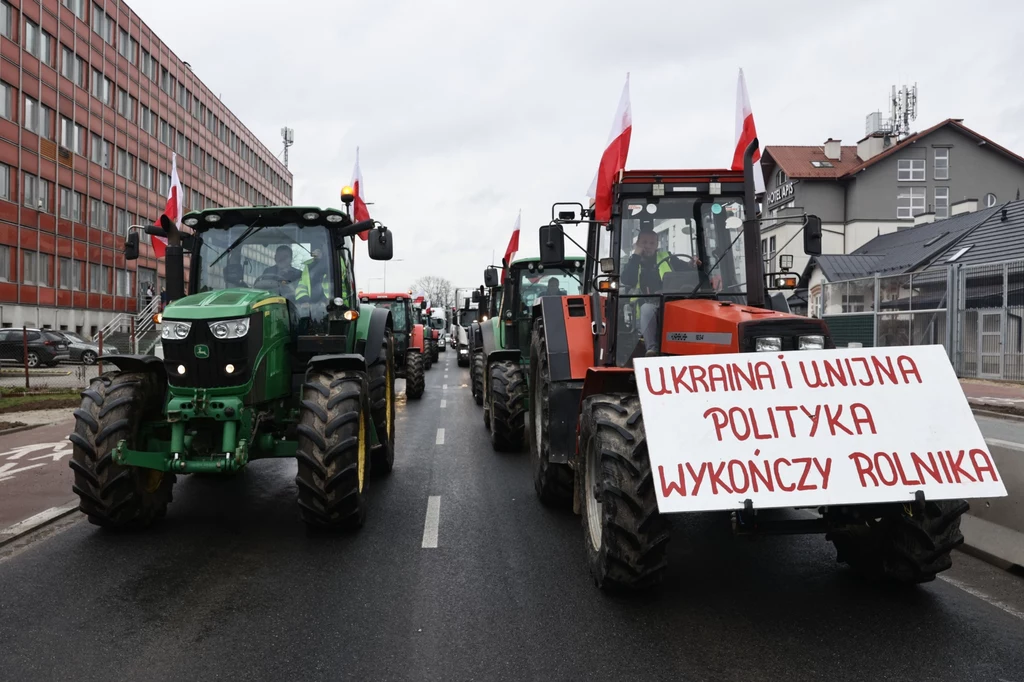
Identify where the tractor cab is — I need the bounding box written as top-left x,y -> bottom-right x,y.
359,292 -> 428,398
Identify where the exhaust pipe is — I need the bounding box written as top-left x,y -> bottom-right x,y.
740,138 -> 766,309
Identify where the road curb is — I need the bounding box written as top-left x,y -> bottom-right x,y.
0,503 -> 81,548
0,423 -> 42,436
957,513 -> 1024,574
970,407 -> 1024,423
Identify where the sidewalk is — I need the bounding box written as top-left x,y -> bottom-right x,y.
0,417 -> 77,530
961,378 -> 1024,416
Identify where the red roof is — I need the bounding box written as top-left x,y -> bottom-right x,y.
763,119 -> 1024,182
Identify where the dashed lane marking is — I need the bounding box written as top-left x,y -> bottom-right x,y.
938,575 -> 1024,622
421,496 -> 441,548
436,428 -> 445,445
443,384 -> 448,390
440,400 -> 447,408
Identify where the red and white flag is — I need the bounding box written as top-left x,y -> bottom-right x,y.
351,147 -> 372,240
586,73 -> 632,223
502,210 -> 521,279
151,153 -> 182,258
731,68 -> 765,195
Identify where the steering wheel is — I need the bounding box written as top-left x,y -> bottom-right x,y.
253,273 -> 297,299
656,253 -> 700,271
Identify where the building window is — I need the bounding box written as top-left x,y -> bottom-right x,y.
24,20 -> 53,66
761,236 -> 776,267
61,46 -> 86,87
23,96 -> 53,139
61,0 -> 86,20
116,269 -> 129,296
0,245 -> 9,281
0,82 -> 11,120
140,105 -> 154,134
116,208 -> 131,236
58,257 -> 72,289
117,89 -> 135,121
1,1 -> 11,39
116,148 -> 134,180
101,265 -> 111,294
60,116 -> 85,154
59,187 -> 82,221
89,263 -> 100,292
23,251 -> 37,284
158,172 -> 170,196
985,193 -> 998,207
91,5 -> 112,44
897,187 -> 926,219
934,148 -> 949,181
73,260 -> 84,289
91,69 -> 112,105
935,187 -> 949,219
138,161 -> 153,190
23,174 -> 48,211
90,134 -> 110,168
89,198 -> 109,229
117,29 -> 136,63
0,162 -> 9,200
897,158 -> 926,182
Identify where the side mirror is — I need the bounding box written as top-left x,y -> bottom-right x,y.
538,224 -> 565,267
471,291 -> 481,303
803,215 -> 822,256
368,226 -> 393,260
124,231 -> 140,260
483,266 -> 499,288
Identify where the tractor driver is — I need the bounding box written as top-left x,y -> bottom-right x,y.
257,245 -> 303,296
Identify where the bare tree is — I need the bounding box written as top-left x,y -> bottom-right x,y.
411,275 -> 454,309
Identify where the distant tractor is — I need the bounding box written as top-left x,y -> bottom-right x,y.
453,289 -> 479,367
414,296 -> 441,365
471,282 -> 501,406
479,257 -> 585,450
360,292 -> 428,399
429,309 -> 448,353
70,206 -> 397,530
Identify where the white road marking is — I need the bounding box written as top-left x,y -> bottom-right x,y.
436,428 -> 445,444
0,461 -> 47,483
442,384 -> 448,390
938,575 -> 1024,622
444,374 -> 448,379
986,438 -> 1024,453
0,502 -> 79,541
421,496 -> 441,548
440,400 -> 447,408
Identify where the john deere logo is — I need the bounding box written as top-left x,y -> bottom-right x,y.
194,345 -> 210,359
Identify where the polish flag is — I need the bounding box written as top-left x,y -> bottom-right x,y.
586,73 -> 632,223
351,147 -> 372,240
151,153 -> 182,258
501,210 -> 521,280
731,68 -> 765,195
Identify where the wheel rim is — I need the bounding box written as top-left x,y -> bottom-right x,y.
27,353 -> 38,368
83,352 -> 95,364
585,436 -> 603,550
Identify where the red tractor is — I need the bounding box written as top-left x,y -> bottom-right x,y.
527,141 -> 969,591
414,295 -> 441,365
360,292 -> 427,399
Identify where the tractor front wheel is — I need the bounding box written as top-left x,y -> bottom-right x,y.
405,350 -> 426,399
368,334 -> 396,476
296,369 -> 370,529
471,350 -> 484,406
430,338 -> 440,364
488,360 -> 527,452
69,371 -> 176,529
529,322 -> 573,507
579,393 -> 670,591
826,500 -> 969,584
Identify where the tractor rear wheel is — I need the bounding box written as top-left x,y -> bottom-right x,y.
405,350 -> 425,399
488,360 -> 527,451
529,321 -> 573,507
826,500 -> 969,583
430,338 -> 440,364
368,334 -> 396,477
296,369 -> 370,529
578,393 -> 670,591
424,344 -> 433,370
69,371 -> 176,529
471,350 -> 484,406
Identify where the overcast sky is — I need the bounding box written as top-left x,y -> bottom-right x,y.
132,0 -> 1024,294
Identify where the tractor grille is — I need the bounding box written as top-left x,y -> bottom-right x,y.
737,318 -> 835,353
163,313 -> 264,389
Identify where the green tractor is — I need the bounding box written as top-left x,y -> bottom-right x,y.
358,291 -> 428,399
69,206 -> 397,530
479,257 -> 585,450
470,282 -> 501,406
414,296 -> 441,365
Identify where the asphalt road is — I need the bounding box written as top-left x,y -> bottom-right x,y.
1,350 -> 1023,682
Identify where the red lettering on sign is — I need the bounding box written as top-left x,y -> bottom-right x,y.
793,457 -> 817,490
777,405 -> 798,437
708,364 -> 728,392
893,451 -> 922,486
947,450 -> 977,483
729,407 -> 751,441
823,359 -> 849,387
707,461 -> 733,494
849,452 -> 878,487
690,365 -> 710,393
969,448 -> 999,483
873,356 -> 897,384
659,464 -> 688,498
800,405 -> 821,437
687,462 -> 708,495
911,451 -> 944,485
704,407 -> 728,441
874,452 -> 898,486
851,357 -> 873,386
774,457 -> 796,492
645,367 -> 670,396
824,404 -> 854,436
897,355 -> 922,384
850,403 -> 877,435
813,457 -> 832,488
749,458 -> 775,492
671,366 -> 691,394
800,360 -> 827,389
754,362 -> 776,390
728,459 -> 750,494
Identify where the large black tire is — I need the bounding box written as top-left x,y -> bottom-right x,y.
424,341 -> 433,371
405,350 -> 425,399
529,321 -> 574,507
430,338 -> 440,364
295,369 -> 370,529
578,393 -> 670,591
826,500 -> 969,583
69,371 -> 176,529
368,334 -> 396,477
471,350 -> 484,406
488,360 -> 527,452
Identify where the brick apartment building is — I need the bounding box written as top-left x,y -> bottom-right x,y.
0,0 -> 291,337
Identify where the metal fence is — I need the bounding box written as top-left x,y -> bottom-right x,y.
817,258 -> 1024,382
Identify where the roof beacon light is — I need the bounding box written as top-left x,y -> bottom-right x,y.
340,185 -> 355,204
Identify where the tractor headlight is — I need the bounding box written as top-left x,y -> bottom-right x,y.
162,321 -> 192,340
209,318 -> 250,339
755,336 -> 782,352
799,334 -> 825,350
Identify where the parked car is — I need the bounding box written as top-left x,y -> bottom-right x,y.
55,331 -> 118,365
0,328 -> 71,367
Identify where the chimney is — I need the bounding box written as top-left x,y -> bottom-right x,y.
951,198 -> 978,216
824,138 -> 841,161
856,132 -> 890,162
913,212 -> 936,226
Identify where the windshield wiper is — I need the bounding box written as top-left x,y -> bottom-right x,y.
688,227 -> 745,297
208,215 -> 264,268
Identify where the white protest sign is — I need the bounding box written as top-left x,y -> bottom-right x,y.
633,345 -> 1006,514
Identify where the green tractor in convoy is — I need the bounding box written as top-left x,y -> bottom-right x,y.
358,291 -> 428,399
69,206 -> 397,530
470,282 -> 501,406
479,256 -> 585,450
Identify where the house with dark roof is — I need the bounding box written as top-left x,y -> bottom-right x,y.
758,119 -> 1024,282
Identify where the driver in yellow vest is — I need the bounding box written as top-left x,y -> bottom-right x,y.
621,227 -> 671,355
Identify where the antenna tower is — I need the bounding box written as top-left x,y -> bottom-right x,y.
281,127 -> 295,168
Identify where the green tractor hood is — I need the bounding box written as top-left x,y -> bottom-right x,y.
163,288 -> 280,320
